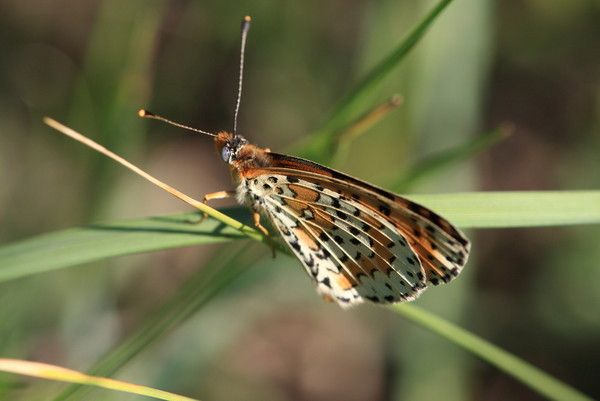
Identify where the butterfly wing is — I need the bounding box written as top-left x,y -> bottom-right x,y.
243,153 -> 469,307
249,174 -> 427,307
268,153 -> 470,284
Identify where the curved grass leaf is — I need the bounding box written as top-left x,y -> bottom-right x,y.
1,191 -> 599,283
297,0 -> 454,162
391,304 -> 594,401
0,359 -> 198,401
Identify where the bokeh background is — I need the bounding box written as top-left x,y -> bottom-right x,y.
1,0 -> 599,400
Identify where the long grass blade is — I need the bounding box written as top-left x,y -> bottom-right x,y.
299,0 -> 454,162
1,191 -> 599,283
0,359 -> 199,401
391,304 -> 594,401
0,210 -> 246,283
409,191 -> 600,228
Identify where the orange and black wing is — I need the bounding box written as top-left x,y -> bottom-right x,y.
254,153 -> 470,289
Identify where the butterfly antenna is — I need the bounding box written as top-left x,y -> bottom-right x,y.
138,109 -> 216,137
233,16 -> 251,134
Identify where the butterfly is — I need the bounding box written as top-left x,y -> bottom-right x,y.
45,16 -> 470,308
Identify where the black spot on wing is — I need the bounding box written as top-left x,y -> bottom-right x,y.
378,204 -> 391,216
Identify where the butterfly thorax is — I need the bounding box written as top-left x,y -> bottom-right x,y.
214,131 -> 274,207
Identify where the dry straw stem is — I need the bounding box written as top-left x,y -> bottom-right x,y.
0,359 -> 199,401
334,94 -> 404,144
43,117 -> 265,245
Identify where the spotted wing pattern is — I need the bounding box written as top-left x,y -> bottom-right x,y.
264,154 -> 470,284
276,170 -> 468,287
237,154 -> 470,307
240,174 -> 428,307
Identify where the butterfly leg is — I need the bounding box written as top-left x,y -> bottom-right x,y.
188,190 -> 236,224
253,211 -> 270,236
320,293 -> 335,304
253,211 -> 276,258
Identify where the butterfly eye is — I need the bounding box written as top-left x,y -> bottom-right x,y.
221,147 -> 232,163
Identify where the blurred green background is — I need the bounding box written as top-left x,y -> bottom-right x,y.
1,0 -> 599,400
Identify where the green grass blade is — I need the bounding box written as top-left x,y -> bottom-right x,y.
1,191 -> 599,283
391,304 -> 594,401
0,209 -> 247,283
408,191 -> 600,228
393,124 -> 513,191
299,0 -> 454,162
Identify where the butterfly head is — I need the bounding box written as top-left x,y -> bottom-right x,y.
214,131 -> 272,173
215,132 -> 248,164
139,17 -> 268,173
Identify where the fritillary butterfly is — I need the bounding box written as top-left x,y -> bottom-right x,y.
45,16 -> 470,308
